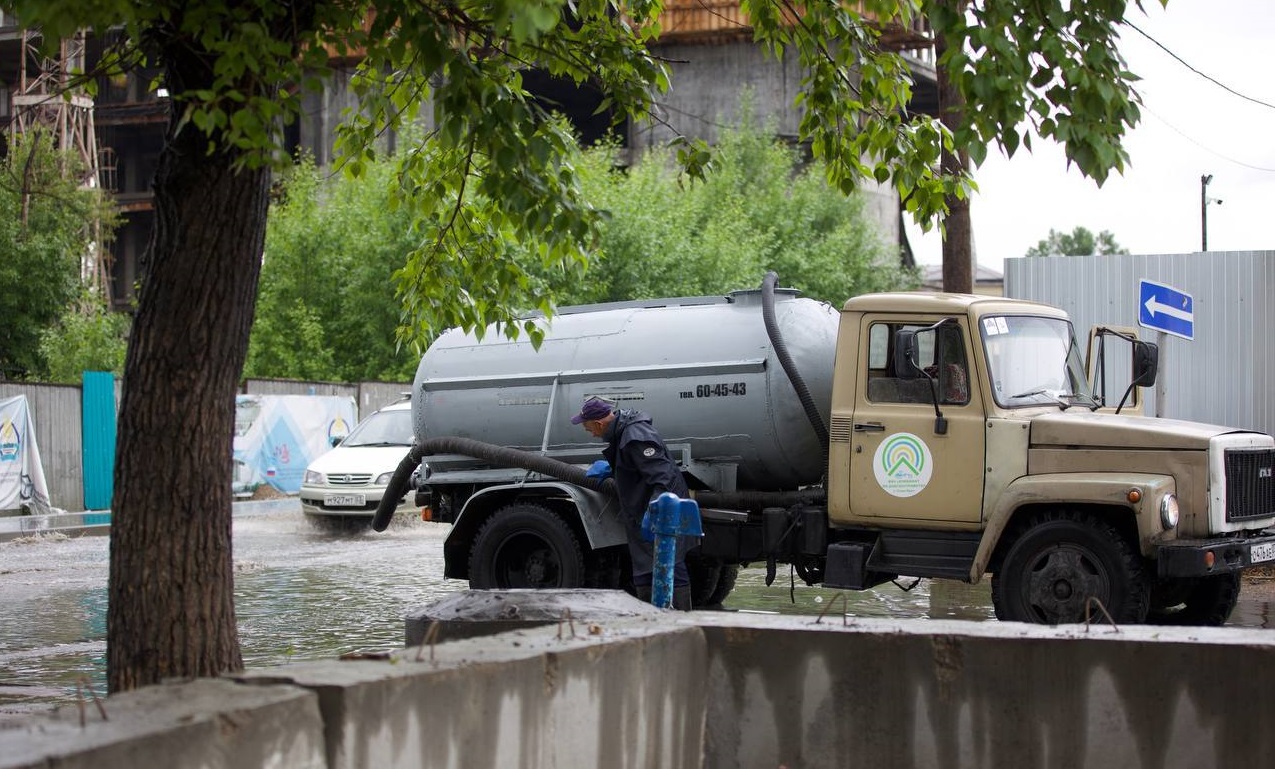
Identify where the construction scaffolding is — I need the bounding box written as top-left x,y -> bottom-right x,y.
6,24 -> 110,297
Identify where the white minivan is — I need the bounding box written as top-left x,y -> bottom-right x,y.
299,398 -> 416,527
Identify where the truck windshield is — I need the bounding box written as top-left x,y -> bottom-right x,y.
980,315 -> 1097,409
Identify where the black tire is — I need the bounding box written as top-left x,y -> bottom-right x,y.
1147,573 -> 1241,626
469,504 -> 585,590
704,565 -> 739,608
991,510 -> 1150,625
685,554 -> 741,609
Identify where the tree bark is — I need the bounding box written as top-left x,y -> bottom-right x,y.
935,0 -> 973,294
106,60 -> 268,692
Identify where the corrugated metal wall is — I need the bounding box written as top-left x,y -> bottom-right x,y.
0,379 -> 409,511
1005,250 -> 1275,436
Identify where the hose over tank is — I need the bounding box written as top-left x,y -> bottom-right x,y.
761,271 -> 830,449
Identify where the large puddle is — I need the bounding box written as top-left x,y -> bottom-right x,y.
3,509 -> 1273,719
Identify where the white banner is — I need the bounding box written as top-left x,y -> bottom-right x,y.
233,395 -> 356,495
0,395 -> 52,514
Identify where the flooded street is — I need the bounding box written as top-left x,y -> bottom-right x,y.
3,507 -> 1274,719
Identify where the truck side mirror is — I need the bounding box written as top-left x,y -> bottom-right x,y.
1132,341 -> 1158,387
893,330 -> 921,378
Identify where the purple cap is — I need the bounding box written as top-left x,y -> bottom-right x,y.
570,396 -> 614,424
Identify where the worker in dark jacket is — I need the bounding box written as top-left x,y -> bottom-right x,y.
572,395 -> 693,609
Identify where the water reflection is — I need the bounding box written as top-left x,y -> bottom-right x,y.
724,566 -> 996,621
0,512 -> 459,717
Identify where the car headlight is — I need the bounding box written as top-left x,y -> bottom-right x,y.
375,472 -> 394,486
1160,493 -> 1180,529
304,470 -> 325,485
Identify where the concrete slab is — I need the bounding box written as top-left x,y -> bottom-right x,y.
403,588 -> 664,644
0,677 -> 325,769
237,620 -> 707,769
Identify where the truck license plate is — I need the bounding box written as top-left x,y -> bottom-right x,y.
1251,542 -> 1275,564
324,493 -> 366,508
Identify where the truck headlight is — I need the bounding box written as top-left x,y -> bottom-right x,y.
1160,493 -> 1180,529
375,472 -> 394,486
304,470 -> 325,485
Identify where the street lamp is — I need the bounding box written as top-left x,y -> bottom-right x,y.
1201,174 -> 1223,251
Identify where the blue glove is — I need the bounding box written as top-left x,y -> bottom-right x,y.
585,459 -> 612,479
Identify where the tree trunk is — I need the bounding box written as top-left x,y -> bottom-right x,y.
936,0 -> 973,294
106,69 -> 268,692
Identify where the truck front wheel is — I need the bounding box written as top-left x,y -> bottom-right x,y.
1147,573 -> 1241,626
991,510 -> 1150,625
469,504 -> 585,590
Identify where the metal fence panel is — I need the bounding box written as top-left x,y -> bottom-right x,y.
1006,251 -> 1275,436
357,382 -> 412,419
0,383 -> 85,512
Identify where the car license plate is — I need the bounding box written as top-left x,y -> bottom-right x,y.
324,493 -> 366,508
1251,542 -> 1275,564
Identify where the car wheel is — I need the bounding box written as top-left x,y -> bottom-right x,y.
469,503 -> 585,589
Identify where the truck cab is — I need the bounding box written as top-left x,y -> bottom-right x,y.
814,293 -> 1275,624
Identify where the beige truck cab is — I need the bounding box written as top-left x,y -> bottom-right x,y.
821,292 -> 1275,624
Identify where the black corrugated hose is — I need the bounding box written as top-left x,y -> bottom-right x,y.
760,271 -> 830,448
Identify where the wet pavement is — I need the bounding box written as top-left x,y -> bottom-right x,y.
2,508 -> 1273,720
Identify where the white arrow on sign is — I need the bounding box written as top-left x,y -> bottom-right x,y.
1144,295 -> 1191,322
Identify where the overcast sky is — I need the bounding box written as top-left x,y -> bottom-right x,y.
905,0 -> 1275,272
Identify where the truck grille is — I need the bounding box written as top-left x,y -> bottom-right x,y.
329,473 -> 373,487
1224,448 -> 1275,523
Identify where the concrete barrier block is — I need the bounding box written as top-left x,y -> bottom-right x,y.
237,620 -> 707,769
0,678 -> 325,769
691,614 -> 1275,769
403,588 -> 664,644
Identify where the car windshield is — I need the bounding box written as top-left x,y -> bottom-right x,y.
980,315 -> 1096,409
341,408 -> 414,447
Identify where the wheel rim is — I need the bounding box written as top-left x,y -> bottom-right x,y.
491,530 -> 563,589
1022,544 -> 1110,623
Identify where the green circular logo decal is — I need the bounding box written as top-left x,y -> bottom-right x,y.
872,432 -> 933,498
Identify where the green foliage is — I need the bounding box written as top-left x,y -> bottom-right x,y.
249,116 -> 914,377
245,158 -> 420,382
0,129 -> 116,379
933,0 -> 1168,184
543,114 -> 917,306
38,289 -> 130,383
1025,226 -> 1128,257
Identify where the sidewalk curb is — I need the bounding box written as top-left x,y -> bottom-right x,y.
0,498 -> 301,542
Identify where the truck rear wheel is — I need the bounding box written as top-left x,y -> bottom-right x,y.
686,555 -> 739,609
1148,573 -> 1241,626
469,504 -> 585,590
991,510 -> 1150,625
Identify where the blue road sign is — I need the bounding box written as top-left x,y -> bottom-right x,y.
1138,279 -> 1194,340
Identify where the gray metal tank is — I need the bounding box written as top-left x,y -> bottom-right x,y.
412,288 -> 840,491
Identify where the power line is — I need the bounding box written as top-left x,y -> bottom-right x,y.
1122,18 -> 1275,112
1140,103 -> 1275,173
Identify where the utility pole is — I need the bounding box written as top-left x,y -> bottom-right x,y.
1200,174 -> 1222,251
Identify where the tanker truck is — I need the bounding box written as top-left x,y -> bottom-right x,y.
374,275 -> 1275,625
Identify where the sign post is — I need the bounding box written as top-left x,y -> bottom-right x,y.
1137,280 -> 1194,418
